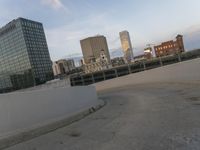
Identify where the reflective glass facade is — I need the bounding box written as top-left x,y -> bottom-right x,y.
0,18 -> 53,93
119,31 -> 134,63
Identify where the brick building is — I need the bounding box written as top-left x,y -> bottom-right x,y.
154,35 -> 185,57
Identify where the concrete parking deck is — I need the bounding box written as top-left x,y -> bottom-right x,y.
3,58 -> 200,150
5,82 -> 200,150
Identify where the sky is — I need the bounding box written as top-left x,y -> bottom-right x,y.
0,0 -> 200,61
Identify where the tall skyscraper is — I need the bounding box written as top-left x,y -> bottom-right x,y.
80,35 -> 111,64
0,18 -> 53,93
119,31 -> 134,63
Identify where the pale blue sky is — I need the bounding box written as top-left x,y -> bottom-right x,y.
0,0 -> 200,60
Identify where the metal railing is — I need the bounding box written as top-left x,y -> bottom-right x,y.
70,49 -> 200,86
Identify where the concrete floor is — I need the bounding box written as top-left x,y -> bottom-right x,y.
5,83 -> 200,150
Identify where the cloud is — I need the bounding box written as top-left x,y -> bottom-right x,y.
182,25 -> 200,50
45,13 -> 126,61
44,11 -> 160,61
45,25 -> 89,60
41,0 -> 66,10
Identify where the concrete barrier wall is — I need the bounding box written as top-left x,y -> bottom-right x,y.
0,86 -> 98,139
95,58 -> 200,91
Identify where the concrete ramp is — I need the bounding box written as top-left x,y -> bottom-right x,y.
0,86 -> 103,149
95,58 -> 200,91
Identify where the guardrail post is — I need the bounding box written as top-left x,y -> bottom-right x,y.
178,53 -> 181,62
103,71 -> 106,81
115,69 -> 118,77
128,64 -> 131,74
81,76 -> 85,86
159,57 -> 163,66
70,78 -> 74,86
143,61 -> 146,70
91,74 -> 95,84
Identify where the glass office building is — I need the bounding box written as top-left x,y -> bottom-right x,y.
0,18 -> 53,93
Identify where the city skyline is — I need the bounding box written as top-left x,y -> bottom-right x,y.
1,0 -> 200,61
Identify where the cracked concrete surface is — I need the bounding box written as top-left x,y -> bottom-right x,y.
4,83 -> 200,150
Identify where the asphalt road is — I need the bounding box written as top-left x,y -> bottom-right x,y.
5,83 -> 200,150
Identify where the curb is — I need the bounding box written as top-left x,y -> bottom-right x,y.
0,99 -> 105,150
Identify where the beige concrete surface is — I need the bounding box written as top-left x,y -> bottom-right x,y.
95,58 -> 200,91
4,83 -> 200,150
0,100 -> 104,150
3,58 -> 200,150
0,86 -> 98,139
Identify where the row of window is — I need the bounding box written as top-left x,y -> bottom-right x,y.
21,20 -> 42,30
155,43 -> 178,51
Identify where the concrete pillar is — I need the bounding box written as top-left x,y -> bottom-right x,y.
91,74 -> 95,84
178,53 -> 181,62
128,64 -> 131,74
115,69 -> 118,77
81,76 -> 85,86
159,57 -> 163,66
70,78 -> 75,86
103,71 -> 106,81
143,61 -> 146,70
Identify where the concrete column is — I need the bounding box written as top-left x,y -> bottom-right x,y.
143,61 -> 146,70
81,76 -> 85,86
178,54 -> 181,62
70,78 -> 75,86
159,57 -> 163,66
102,71 -> 106,81
128,64 -> 131,74
115,69 -> 118,77
91,74 -> 95,84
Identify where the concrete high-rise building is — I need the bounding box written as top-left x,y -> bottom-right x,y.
52,62 -> 61,76
0,18 -> 53,93
52,59 -> 75,76
80,35 -> 111,64
119,31 -> 134,63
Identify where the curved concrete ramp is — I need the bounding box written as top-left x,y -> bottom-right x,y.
4,83 -> 200,150
0,86 -> 103,149
95,58 -> 200,91
2,58 -> 200,150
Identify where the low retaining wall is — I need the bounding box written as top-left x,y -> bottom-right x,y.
0,86 -> 99,140
95,58 -> 200,91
